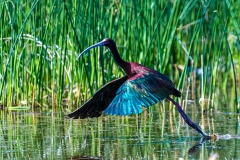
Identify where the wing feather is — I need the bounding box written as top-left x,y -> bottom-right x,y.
67,75 -> 128,119
104,71 -> 181,116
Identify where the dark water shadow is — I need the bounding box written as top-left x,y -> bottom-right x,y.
188,137 -> 209,155
188,134 -> 240,156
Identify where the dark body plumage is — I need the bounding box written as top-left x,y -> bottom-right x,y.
69,63 -> 181,119
68,38 -> 209,137
68,75 -> 128,119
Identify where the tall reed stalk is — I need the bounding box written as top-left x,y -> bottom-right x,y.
0,0 -> 239,112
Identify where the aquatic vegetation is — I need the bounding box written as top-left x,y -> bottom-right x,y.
0,0 -> 239,112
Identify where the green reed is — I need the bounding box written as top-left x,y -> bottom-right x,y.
0,0 -> 239,111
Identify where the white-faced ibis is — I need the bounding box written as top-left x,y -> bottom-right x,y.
68,38 -> 209,137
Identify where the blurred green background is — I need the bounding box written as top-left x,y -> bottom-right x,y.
0,0 -> 239,112
1,1 -> 240,159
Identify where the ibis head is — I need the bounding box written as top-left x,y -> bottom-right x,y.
76,38 -> 116,60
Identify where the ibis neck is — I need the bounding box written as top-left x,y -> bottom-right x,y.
109,46 -> 129,72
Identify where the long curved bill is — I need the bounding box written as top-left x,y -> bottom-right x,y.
76,40 -> 106,60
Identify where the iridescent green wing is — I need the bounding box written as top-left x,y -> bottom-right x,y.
104,72 -> 180,116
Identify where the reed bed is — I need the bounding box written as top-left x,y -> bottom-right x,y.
1,1 -> 240,159
0,0 -> 239,112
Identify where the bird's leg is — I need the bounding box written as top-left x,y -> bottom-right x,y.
167,96 -> 211,138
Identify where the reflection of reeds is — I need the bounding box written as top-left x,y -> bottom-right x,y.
0,1 -> 239,113
1,104 -> 238,159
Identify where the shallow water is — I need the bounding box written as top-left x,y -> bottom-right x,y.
0,104 -> 239,159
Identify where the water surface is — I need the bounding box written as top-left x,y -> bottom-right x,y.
0,104 -> 239,159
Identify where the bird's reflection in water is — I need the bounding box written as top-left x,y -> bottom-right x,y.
187,134 -> 240,156
188,137 -> 210,155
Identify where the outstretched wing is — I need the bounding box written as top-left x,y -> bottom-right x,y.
104,71 -> 181,116
68,75 -> 128,119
